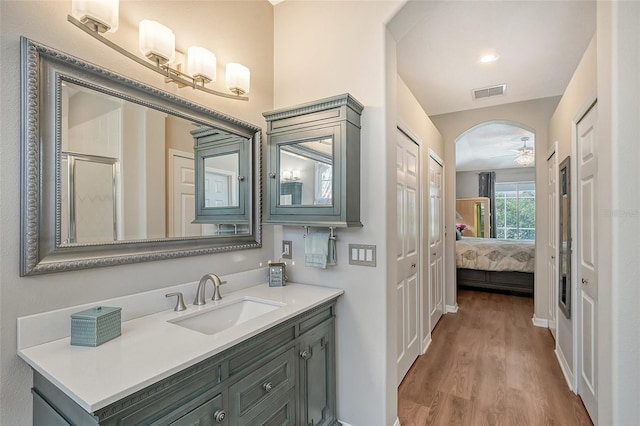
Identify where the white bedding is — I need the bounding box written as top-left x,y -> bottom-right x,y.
456,237 -> 535,273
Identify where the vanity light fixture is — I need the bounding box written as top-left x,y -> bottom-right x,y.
226,63 -> 251,96
281,169 -> 301,181
71,0 -> 119,33
187,46 -> 217,84
68,0 -> 249,101
139,20 -> 175,65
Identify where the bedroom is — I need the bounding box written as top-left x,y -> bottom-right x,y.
454,122 -> 537,296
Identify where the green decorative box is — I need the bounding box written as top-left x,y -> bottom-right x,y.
70,306 -> 122,347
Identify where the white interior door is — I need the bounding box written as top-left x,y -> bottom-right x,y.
547,149 -> 558,339
169,150 -> 202,237
429,153 -> 444,332
577,103 -> 598,421
396,129 -> 420,384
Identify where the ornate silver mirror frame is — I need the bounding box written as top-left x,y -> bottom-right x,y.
20,37 -> 262,276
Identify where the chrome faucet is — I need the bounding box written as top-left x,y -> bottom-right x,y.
194,273 -> 226,305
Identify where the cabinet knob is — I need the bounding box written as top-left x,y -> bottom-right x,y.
238,175 -> 245,182
263,382 -> 274,392
300,350 -> 311,360
213,410 -> 226,423
269,172 -> 277,179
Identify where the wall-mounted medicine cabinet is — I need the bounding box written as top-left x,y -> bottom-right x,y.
192,127 -> 252,229
263,94 -> 363,227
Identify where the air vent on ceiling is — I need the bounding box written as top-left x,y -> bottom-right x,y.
472,84 -> 507,101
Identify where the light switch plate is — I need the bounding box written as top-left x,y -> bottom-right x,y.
282,240 -> 292,259
348,244 -> 376,267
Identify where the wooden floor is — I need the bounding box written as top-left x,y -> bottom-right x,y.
398,289 -> 592,426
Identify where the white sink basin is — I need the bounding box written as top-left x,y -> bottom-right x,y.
168,298 -> 284,335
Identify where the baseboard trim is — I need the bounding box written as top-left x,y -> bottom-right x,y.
532,315 -> 549,328
445,304 -> 458,313
555,347 -> 574,392
340,421 -> 399,426
421,334 -> 432,355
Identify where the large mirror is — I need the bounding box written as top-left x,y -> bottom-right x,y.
558,156 -> 571,318
20,38 -> 261,276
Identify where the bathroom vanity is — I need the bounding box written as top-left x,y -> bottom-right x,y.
19,283 -> 342,425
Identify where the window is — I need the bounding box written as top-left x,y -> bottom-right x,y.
495,181 -> 535,240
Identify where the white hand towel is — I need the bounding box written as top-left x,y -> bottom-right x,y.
305,231 -> 330,269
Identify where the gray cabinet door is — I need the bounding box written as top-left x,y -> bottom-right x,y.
298,319 -> 337,426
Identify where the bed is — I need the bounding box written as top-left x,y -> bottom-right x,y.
455,237 -> 535,296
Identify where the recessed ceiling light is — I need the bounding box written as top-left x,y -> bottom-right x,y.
480,54 -> 500,63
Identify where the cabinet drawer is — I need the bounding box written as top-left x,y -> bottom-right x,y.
168,390 -> 227,426
230,348 -> 296,419
238,388 -> 296,426
227,324 -> 295,377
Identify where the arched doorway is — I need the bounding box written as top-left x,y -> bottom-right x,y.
453,120 -> 538,306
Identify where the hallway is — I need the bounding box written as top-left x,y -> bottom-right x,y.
398,289 -> 592,425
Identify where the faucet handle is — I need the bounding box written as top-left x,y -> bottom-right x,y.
166,292 -> 187,311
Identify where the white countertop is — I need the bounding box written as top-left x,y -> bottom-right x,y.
18,283 -> 343,413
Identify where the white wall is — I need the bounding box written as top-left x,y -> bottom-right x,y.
456,167 -> 535,199
596,2 -> 640,424
272,2 -> 403,424
0,2 -> 274,424
547,35 -> 596,384
430,96 -> 560,315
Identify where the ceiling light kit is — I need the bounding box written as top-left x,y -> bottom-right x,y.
69,0 -> 250,100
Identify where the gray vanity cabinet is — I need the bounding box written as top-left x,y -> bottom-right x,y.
263,94 -> 363,227
31,300 -> 339,426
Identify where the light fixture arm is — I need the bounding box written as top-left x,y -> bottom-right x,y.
67,15 -> 248,101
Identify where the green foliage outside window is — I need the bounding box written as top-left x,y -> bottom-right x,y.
495,182 -> 535,240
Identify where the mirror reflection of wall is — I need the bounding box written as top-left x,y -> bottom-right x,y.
278,137 -> 333,206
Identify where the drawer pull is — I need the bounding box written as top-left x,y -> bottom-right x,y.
300,350 -> 311,360
213,410 -> 226,423
263,382 -> 274,392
